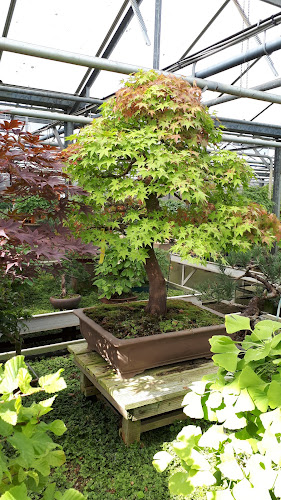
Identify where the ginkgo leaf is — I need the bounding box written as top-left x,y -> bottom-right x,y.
199,425 -> 227,450
152,451 -> 173,472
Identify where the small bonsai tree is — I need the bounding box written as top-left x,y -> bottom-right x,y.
197,247 -> 281,321
65,70 -> 281,316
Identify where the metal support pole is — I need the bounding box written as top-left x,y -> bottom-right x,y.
2,37 -> 281,107
272,147 -> 281,253
273,148 -> 281,219
195,36 -> 281,79
269,159 -> 274,199
129,0 -> 151,45
52,127 -> 64,149
153,0 -> 162,69
232,0 -> 278,76
0,0 -> 17,61
204,77 -> 281,108
64,122 -> 74,147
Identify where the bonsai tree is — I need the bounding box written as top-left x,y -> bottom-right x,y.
50,254 -> 91,299
0,119 -> 97,349
64,70 -> 281,316
0,118 -> 97,278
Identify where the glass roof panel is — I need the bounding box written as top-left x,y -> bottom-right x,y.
0,0 -> 280,132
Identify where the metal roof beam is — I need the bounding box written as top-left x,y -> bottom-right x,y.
260,0 -> 281,6
0,83 -> 103,109
164,11 -> 281,72
221,134 -> 281,148
75,0 -> 129,95
195,36 -> 281,79
1,103 -> 281,149
232,0 -> 278,76
216,116 -> 281,139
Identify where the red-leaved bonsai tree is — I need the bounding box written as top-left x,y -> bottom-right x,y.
64,70 -> 281,316
0,118 -> 97,277
0,118 -> 97,352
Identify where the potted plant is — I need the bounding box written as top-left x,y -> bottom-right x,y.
49,255 -> 91,310
64,70 -> 281,377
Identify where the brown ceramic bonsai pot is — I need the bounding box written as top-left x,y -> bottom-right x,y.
74,303 -> 226,378
50,295 -> 82,310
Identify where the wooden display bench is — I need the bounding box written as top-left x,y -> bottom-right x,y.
68,341 -> 217,445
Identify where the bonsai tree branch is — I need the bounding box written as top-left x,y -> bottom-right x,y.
239,266 -> 280,320
99,160 -> 135,179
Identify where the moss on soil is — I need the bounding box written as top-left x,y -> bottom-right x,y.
85,299 -> 223,339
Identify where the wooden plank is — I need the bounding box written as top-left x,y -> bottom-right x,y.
73,361 -> 129,419
96,361 -> 217,411
120,417 -> 141,445
67,341 -> 90,356
0,339 -> 86,361
141,409 -> 186,432
73,350 -> 216,413
19,310 -> 79,334
131,394 -> 185,420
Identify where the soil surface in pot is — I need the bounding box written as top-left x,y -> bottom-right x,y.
84,299 -> 223,339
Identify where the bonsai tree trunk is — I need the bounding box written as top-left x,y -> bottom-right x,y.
144,246 -> 167,316
61,273 -> 67,298
14,332 -> 22,355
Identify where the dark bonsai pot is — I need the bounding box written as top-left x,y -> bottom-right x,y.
100,295 -> 138,304
74,302 -> 226,378
50,295 -> 82,310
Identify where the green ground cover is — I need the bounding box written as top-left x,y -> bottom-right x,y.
29,355 -> 209,500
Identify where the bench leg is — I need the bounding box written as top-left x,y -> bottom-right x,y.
121,417 -> 141,445
80,373 -> 100,397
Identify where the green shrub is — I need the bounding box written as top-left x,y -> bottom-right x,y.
94,248 -> 170,299
13,195 -> 56,220
0,274 -> 30,353
154,315 -> 281,499
242,185 -> 273,213
197,262 -> 236,303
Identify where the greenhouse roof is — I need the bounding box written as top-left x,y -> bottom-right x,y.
0,0 -> 281,181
